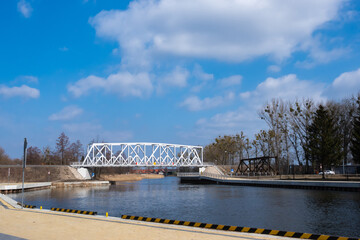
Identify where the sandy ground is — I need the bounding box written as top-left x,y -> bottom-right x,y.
0,197 -> 292,240
99,173 -> 164,182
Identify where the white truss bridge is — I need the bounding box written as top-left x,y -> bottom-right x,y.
71,142 -> 203,167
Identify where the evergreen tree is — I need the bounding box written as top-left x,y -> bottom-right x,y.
306,105 -> 342,178
351,97 -> 360,164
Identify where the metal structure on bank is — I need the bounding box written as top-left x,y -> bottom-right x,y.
235,156 -> 276,175
71,142 -> 203,167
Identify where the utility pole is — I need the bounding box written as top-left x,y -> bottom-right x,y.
21,138 -> 27,209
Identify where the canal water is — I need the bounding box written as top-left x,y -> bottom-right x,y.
8,177 -> 360,238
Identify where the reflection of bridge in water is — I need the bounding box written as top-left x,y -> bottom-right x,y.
71,142 -> 203,168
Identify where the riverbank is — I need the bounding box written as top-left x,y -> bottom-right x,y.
0,181 -> 110,193
0,165 -> 166,187
99,173 -> 164,182
0,194 -> 295,240
179,173 -> 360,191
0,165 -> 83,182
0,182 -> 51,193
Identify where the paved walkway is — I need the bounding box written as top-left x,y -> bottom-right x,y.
0,196 -> 292,240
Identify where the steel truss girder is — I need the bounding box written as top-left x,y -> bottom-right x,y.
71,142 -> 203,167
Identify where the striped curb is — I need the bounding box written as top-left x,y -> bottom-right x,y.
17,203 -> 36,209
50,207 -> 97,215
121,215 -> 359,240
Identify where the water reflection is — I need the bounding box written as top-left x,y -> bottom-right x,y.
8,177 -> 360,238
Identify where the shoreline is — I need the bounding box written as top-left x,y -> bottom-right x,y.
0,174 -> 165,193
98,173 -> 165,182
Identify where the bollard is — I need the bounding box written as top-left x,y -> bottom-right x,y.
40,206 -> 42,210
106,212 -> 108,217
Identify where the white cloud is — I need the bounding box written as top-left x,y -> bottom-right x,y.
179,69 -> 359,144
16,75 -> 38,84
296,36 -> 348,68
68,72 -> 153,98
326,68 -> 360,99
178,106 -> 265,144
0,85 -> 39,99
161,66 -> 189,87
90,0 -> 343,66
190,64 -> 214,92
240,74 -> 325,106
49,106 -> 83,121
17,0 -> 32,18
267,65 -> 281,73
196,107 -> 264,135
193,64 -> 213,81
180,74 -> 328,143
180,92 -> 235,111
218,75 -> 242,87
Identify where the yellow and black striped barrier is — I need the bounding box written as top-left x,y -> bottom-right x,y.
51,207 -> 97,215
17,203 -> 36,209
121,215 -> 359,240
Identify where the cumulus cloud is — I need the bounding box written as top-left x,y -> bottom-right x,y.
161,66 -> 189,87
218,75 -> 242,87
49,106 -> 83,121
326,68 -> 360,99
90,0 -> 343,66
296,36 -> 349,68
180,74 -> 328,142
240,74 -> 325,107
194,107 -> 264,136
68,72 -> 153,98
179,68 -> 360,144
0,85 -> 39,99
17,0 -> 32,18
193,64 -> 213,81
180,92 -> 235,111
177,105 -> 266,144
190,65 -> 214,92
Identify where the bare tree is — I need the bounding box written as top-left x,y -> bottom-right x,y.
67,140 -> 83,163
259,99 -> 287,173
42,146 -> 55,165
204,135 -> 238,165
288,99 -> 316,173
0,147 -> 12,165
327,98 -> 356,168
27,146 -> 42,165
56,132 -> 70,165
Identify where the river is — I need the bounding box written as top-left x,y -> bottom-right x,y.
8,177 -> 360,238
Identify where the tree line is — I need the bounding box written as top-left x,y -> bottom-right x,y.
204,94 -> 360,174
0,132 -> 84,165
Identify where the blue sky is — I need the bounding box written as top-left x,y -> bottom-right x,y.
1,0 -> 360,158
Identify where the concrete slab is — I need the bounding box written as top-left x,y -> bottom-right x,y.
0,182 -> 51,191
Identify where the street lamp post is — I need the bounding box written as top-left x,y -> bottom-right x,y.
21,138 -> 28,209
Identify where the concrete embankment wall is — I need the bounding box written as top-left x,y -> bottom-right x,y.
180,175 -> 360,192
0,166 -> 83,183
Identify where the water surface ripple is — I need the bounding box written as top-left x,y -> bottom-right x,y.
9,177 -> 360,238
